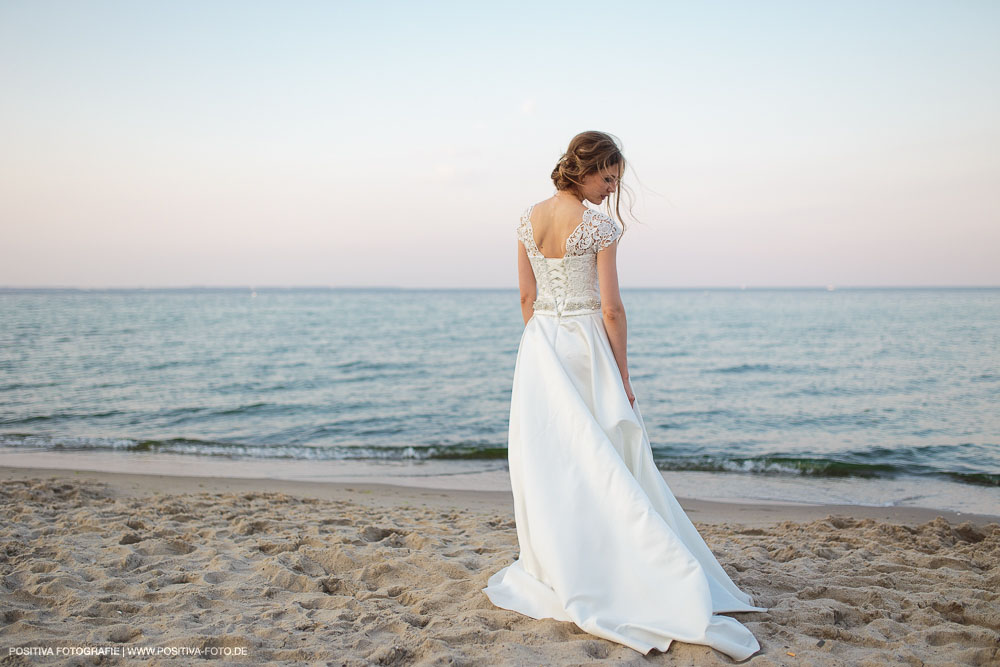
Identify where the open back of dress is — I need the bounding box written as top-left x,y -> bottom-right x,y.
482,204 -> 767,660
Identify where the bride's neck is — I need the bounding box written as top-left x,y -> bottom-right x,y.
553,190 -> 582,204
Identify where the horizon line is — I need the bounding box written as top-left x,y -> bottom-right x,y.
2,284 -> 999,291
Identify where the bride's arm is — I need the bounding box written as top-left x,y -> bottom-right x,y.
517,241 -> 536,325
597,242 -> 635,405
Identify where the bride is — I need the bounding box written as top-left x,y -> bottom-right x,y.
482,131 -> 767,661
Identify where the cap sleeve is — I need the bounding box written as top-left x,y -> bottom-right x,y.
516,206 -> 534,248
591,211 -> 623,251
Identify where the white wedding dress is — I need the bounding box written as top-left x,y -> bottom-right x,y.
483,204 -> 767,661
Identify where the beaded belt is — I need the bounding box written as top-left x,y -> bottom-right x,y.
532,307 -> 602,318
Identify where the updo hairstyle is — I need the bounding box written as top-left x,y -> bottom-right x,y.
551,130 -> 635,230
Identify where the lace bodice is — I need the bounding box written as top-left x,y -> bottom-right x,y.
517,204 -> 623,316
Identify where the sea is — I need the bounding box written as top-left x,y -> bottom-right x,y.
1,287 -> 998,515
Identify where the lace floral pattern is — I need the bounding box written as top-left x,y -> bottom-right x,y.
566,209 -> 622,255
517,205 -> 623,316
517,205 -> 622,258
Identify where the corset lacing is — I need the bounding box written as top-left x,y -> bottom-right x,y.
518,203 -> 623,325
531,257 -> 602,321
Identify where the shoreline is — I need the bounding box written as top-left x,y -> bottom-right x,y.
1,445 -> 998,519
2,464 -> 997,528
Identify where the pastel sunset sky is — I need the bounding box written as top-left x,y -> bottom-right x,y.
2,0 -> 997,288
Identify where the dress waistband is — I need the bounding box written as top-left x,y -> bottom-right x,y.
532,307 -> 602,318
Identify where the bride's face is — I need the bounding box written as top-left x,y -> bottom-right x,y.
579,163 -> 622,205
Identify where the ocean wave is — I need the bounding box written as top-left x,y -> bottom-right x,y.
2,433 -> 995,486
647,445 -> 1000,487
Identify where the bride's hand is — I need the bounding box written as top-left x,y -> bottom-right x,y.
623,378 -> 635,406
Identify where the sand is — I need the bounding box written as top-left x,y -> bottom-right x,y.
0,466 -> 997,666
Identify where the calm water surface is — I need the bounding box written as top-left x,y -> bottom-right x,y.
2,287 -> 998,496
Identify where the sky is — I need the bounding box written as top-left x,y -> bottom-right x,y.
1,0 -> 998,288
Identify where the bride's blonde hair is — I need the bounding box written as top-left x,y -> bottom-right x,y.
551,130 -> 636,230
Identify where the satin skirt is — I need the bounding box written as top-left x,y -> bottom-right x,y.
482,311 -> 767,660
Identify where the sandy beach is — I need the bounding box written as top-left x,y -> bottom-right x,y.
1,465 -> 997,666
